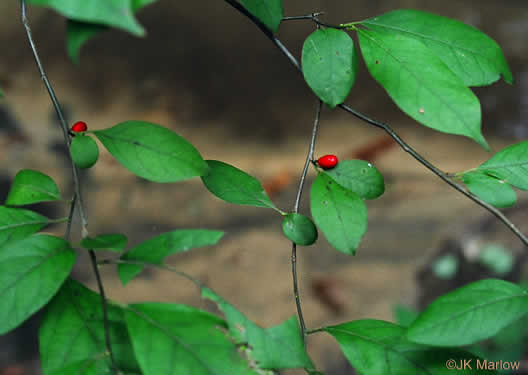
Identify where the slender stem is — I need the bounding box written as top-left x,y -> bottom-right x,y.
89,251 -> 118,371
223,0 -> 301,72
99,258 -> 204,290
21,0 -> 88,236
49,217 -> 71,224
89,258 -> 116,374
291,244 -> 305,338
312,16 -> 346,29
21,2 -> 118,372
339,104 -> 528,247
306,328 -> 323,335
65,194 -> 77,242
294,101 -> 322,212
291,100 -> 322,343
221,0 -> 528,248
283,13 -> 323,21
282,12 -> 345,29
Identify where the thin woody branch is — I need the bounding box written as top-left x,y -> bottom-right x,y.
221,0 -> 528,249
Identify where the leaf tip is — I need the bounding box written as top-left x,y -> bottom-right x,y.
474,133 -> 491,151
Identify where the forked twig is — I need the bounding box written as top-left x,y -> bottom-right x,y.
221,0 -> 528,248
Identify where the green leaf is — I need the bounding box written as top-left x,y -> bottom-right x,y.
240,0 -> 283,33
81,233 -> 128,252
476,140 -> 528,190
48,359 -> 99,375
310,173 -> 367,255
66,0 -> 157,64
94,121 -> 208,183
462,172 -> 516,208
407,279 -> 528,346
0,206 -> 49,247
131,0 -> 158,11
118,229 -> 223,285
357,28 -> 488,149
392,304 -> 419,328
66,20 -> 107,64
472,315 -> 528,362
26,0 -> 145,36
302,29 -> 358,108
323,160 -> 384,199
71,134 -> 99,169
202,287 -> 314,370
40,278 -> 140,375
5,169 -> 61,205
0,234 -> 75,334
124,303 -> 258,375
282,213 -> 318,246
325,319 -> 495,375
201,160 -> 277,209
361,9 -> 513,86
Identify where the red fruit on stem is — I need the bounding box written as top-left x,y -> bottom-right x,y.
317,154 -> 338,170
71,121 -> 88,132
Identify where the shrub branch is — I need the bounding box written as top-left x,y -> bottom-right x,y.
21,1 -> 118,372
339,104 -> 528,247
291,99 -> 323,343
221,0 -> 528,248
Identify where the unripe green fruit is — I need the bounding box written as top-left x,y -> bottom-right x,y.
71,135 -> 99,169
282,213 -> 318,246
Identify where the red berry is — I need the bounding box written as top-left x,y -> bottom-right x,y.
317,154 -> 338,170
71,121 -> 88,132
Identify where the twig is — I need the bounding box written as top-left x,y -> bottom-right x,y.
293,101 -> 322,212
21,2 -> 118,372
291,100 -> 322,343
282,12 -> 345,29
339,104 -> 528,247
283,13 -> 324,21
221,0 -> 528,248
223,0 -> 301,71
21,0 -> 88,237
88,251 -> 117,370
65,195 -> 77,242
99,258 -> 205,290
